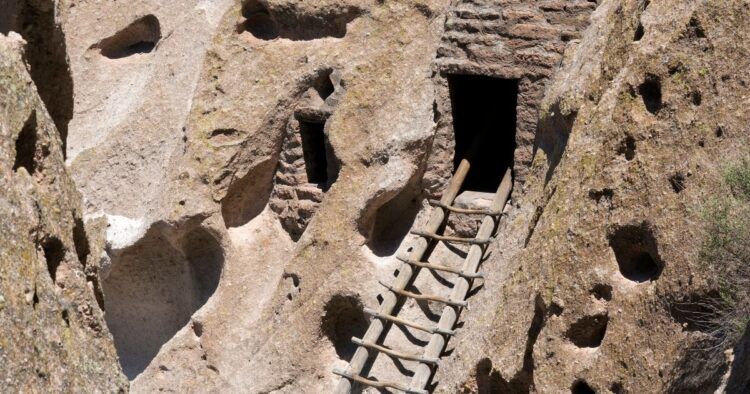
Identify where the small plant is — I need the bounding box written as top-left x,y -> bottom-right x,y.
699,158 -> 750,349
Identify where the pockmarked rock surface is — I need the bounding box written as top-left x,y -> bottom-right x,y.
0,33 -> 127,391
444,0 -> 750,393
4,0 -> 750,392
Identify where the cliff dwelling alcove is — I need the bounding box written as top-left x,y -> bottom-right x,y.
448,74 -> 518,192
102,226 -> 224,379
300,121 -> 329,185
269,69 -> 341,240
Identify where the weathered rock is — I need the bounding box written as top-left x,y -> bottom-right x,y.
5,0 -> 749,391
0,33 -> 126,391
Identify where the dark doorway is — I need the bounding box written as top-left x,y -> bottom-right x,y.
448,75 -> 518,192
299,121 -> 328,185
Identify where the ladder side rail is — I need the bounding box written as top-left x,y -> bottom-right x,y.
408,168 -> 513,392
333,159 -> 471,394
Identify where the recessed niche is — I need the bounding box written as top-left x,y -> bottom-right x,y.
102,226 -> 224,379
448,74 -> 518,192
590,284 -> 613,301
565,313 -> 609,348
571,380 -> 596,394
638,74 -> 662,115
321,294 -> 368,360
608,223 -> 663,283
634,22 -> 645,41
238,0 -> 280,40
13,111 -> 40,175
42,237 -> 65,283
72,217 -> 90,266
221,157 -> 276,228
94,15 -> 161,59
299,121 -> 329,185
366,183 -> 422,257
617,134 -> 636,161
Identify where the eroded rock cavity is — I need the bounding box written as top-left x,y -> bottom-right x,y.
102,225 -> 223,379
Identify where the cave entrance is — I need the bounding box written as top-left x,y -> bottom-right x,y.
300,120 -> 329,185
448,74 -> 518,192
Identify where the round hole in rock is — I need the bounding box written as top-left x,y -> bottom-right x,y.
321,294 -> 368,360
571,380 -> 596,394
565,313 -> 609,348
239,0 -> 280,40
638,74 -> 662,115
95,15 -> 161,59
102,226 -> 223,379
608,223 -> 663,282
590,284 -> 613,301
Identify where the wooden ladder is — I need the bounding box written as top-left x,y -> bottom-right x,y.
333,159 -> 513,393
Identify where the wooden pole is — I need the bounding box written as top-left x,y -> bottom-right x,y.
333,160 -> 471,394
407,168 -> 512,392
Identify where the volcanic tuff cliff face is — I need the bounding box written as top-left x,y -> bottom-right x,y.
1,0 -> 749,392
0,33 -> 127,391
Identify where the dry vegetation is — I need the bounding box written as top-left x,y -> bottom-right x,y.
701,158 -> 750,350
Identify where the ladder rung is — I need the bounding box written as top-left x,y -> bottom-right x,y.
410,230 -> 491,245
332,368 -> 428,394
396,256 -> 484,279
351,337 -> 439,365
428,199 -> 502,216
364,308 -> 456,336
378,280 -> 468,308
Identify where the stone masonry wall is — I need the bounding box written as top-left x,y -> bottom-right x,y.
425,0 -> 598,195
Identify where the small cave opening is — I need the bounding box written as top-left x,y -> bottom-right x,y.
571,380 -> 596,394
321,294 -> 368,360
634,22 -> 645,41
313,70 -> 336,102
617,134 -> 636,161
72,217 -> 90,267
366,183 -> 422,257
300,121 -> 330,186
94,15 -> 161,59
447,74 -> 518,192
238,0 -> 280,40
608,223 -> 663,283
638,74 -> 662,115
590,284 -> 613,302
42,237 -> 65,283
102,226 -> 224,379
669,172 -> 687,193
565,313 -> 609,348
13,111 -> 39,175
